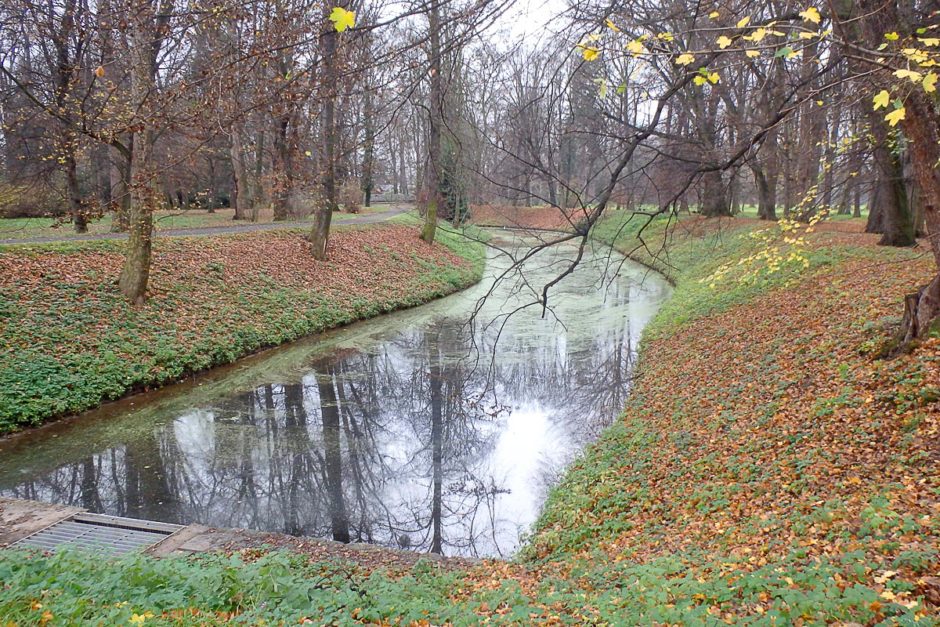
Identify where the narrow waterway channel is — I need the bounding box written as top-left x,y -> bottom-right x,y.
0,232 -> 670,557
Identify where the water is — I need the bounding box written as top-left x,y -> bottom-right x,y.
0,232 -> 670,557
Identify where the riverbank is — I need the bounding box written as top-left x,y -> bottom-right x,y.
1,212 -> 937,624
0,217 -> 484,434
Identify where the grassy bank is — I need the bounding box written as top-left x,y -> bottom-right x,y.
1,213 -> 937,624
0,219 -> 484,434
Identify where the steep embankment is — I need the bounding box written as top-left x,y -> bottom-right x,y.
0,219 -> 484,434
0,212 -> 936,625
521,213 -> 939,622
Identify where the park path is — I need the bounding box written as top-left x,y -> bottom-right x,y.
0,205 -> 410,246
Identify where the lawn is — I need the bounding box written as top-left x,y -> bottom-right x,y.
0,203 -> 402,241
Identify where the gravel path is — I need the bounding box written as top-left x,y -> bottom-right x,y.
0,206 -> 410,245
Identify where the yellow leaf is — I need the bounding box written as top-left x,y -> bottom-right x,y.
872,90 -> 890,110
799,31 -> 816,40
885,106 -> 906,127
626,39 -> 646,56
580,46 -> 600,61
920,38 -> 939,47
693,75 -> 707,85
746,49 -> 760,58
884,32 -> 899,41
874,570 -> 898,584
815,99 -> 824,105
708,71 -> 720,83
736,16 -> 750,28
675,53 -> 696,66
94,66 -> 105,78
799,7 -> 821,24
894,68 -> 923,83
657,32 -> 674,42
709,11 -> 720,19
717,35 -> 733,49
924,72 -> 938,93
605,18 -> 620,32
744,27 -> 768,42
329,7 -> 356,32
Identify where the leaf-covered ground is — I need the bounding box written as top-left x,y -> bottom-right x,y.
1,213 -> 937,625
470,205 -> 580,231
0,220 -> 483,433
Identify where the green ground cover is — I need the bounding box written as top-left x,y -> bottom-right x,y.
0,219 -> 483,433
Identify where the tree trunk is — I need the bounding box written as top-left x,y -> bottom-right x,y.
93,142 -> 112,216
362,80 -> 375,208
271,115 -> 293,221
310,2 -> 341,259
230,122 -> 252,220
700,170 -> 731,217
894,96 -> 940,344
752,165 -> 777,221
421,1 -> 443,244
252,129 -> 264,221
118,0 -> 158,304
868,117 -> 914,247
111,140 -> 132,232
389,139 -> 399,195
118,127 -> 155,304
65,149 -> 87,233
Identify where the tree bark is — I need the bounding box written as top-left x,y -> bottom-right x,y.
894,95 -> 940,343
752,165 -> 777,221
110,140 -> 132,232
230,121 -> 252,220
271,114 -> 293,221
700,170 -> 731,217
421,0 -> 443,244
65,150 -> 87,233
362,81 -> 375,208
310,2 -> 342,259
118,0 -> 160,304
868,117 -> 915,247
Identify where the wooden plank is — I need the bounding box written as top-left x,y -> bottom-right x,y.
0,497 -> 83,546
72,512 -> 182,534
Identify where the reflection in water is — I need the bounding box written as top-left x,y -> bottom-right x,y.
0,234 -> 670,557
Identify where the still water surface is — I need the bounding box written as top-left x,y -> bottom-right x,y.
0,233 -> 670,557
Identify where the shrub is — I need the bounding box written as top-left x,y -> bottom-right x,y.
340,179 -> 362,213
